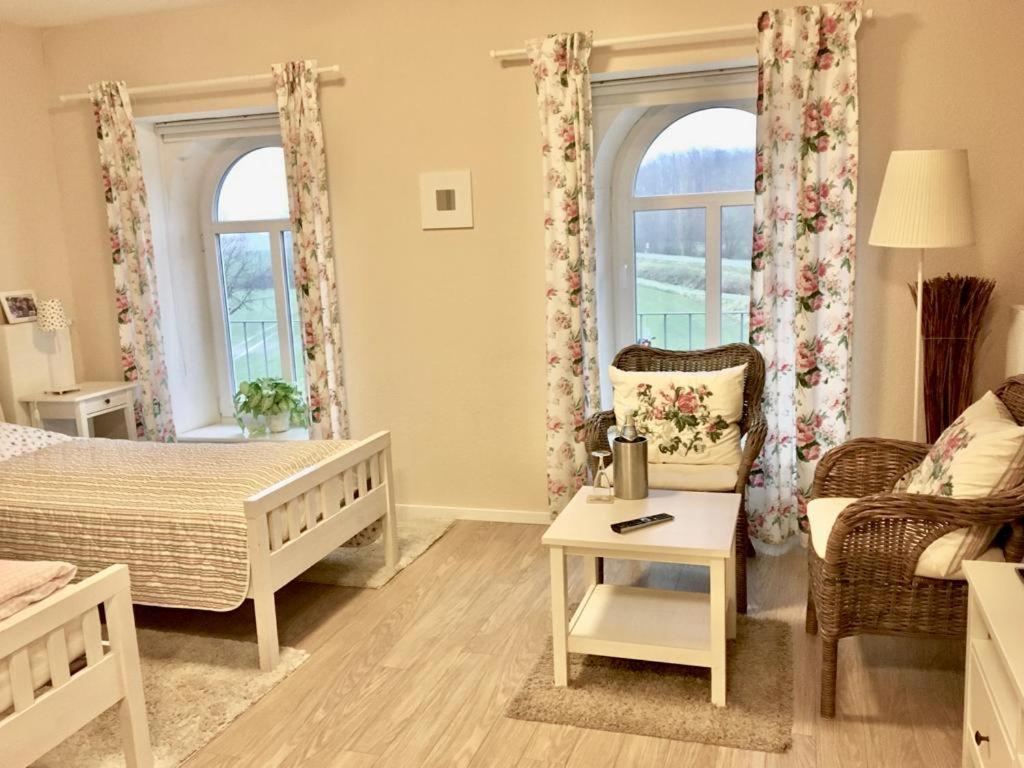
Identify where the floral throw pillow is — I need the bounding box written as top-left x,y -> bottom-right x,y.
609,364 -> 746,465
898,392 -> 1024,497
895,391 -> 1024,578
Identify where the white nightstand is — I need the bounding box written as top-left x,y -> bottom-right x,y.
21,381 -> 137,440
962,560 -> 1024,767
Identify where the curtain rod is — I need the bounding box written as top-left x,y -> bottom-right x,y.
489,9 -> 874,61
57,64 -> 341,104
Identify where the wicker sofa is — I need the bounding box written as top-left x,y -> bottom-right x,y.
582,343 -> 767,614
805,375 -> 1024,718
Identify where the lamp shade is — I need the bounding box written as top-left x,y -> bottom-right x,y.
37,298 -> 71,331
868,149 -> 975,249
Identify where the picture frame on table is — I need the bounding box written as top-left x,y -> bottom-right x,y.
0,290 -> 40,324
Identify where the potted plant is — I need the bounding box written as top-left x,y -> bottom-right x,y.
233,378 -> 307,435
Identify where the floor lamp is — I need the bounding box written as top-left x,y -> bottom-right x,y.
868,149 -> 975,441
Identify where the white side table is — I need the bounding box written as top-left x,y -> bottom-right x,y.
21,381 -> 137,440
542,486 -> 739,706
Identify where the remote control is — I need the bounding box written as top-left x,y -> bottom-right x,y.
610,513 -> 674,534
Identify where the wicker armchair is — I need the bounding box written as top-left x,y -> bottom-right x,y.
806,375 -> 1024,718
582,343 -> 767,614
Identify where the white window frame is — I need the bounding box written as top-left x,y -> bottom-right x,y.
610,96 -> 756,352
200,137 -> 295,418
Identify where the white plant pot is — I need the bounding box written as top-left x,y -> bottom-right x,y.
267,412 -> 291,434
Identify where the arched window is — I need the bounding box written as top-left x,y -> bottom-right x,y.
208,144 -> 303,402
611,104 -> 755,351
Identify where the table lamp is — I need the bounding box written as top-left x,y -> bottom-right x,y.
38,298 -> 78,394
868,149 -> 975,441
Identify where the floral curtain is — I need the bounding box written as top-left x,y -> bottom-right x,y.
527,33 -> 600,514
90,81 -> 176,442
273,60 -> 349,440
747,3 -> 862,546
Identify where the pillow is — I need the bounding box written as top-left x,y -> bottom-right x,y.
895,391 -> 1024,577
0,422 -> 73,463
0,559 -> 78,621
609,364 -> 746,465
898,392 -> 1024,496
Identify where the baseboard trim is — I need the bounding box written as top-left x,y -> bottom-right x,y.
398,504 -> 551,525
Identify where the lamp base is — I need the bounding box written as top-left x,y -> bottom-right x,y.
44,387 -> 80,395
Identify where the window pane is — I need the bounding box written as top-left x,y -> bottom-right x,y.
721,205 -> 754,345
281,230 -> 306,394
217,232 -> 282,387
216,147 -> 290,221
634,108 -> 755,197
634,209 -> 706,350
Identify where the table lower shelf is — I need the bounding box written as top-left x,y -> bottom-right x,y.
567,583 -> 713,667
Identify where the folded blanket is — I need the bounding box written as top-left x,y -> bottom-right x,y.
0,559 -> 77,621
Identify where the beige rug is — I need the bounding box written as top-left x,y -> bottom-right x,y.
507,615 -> 793,753
299,516 -> 455,588
36,629 -> 307,767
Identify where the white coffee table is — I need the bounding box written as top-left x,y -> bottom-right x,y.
542,486 -> 740,706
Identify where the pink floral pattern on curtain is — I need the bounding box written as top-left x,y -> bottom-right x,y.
527,33 -> 600,514
747,3 -> 861,545
90,81 -> 176,442
273,60 -> 349,440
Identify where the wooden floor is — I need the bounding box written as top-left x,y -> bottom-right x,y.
137,521 -> 965,767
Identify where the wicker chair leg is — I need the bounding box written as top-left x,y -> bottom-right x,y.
734,514 -> 748,614
820,635 -> 839,719
805,588 -> 818,635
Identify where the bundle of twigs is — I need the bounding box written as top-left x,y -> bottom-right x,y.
910,274 -> 995,442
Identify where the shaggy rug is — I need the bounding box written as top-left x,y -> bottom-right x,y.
299,516 -> 455,588
36,630 -> 307,767
507,615 -> 793,753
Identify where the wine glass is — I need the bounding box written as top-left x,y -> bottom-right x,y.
591,449 -> 613,499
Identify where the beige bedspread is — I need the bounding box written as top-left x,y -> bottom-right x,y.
0,438 -> 354,611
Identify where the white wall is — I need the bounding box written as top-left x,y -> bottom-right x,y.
26,0 -> 1024,518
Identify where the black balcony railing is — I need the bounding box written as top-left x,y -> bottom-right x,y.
636,311 -> 748,350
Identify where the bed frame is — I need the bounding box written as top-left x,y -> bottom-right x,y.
0,396 -> 397,673
244,430 -> 398,671
0,565 -> 152,768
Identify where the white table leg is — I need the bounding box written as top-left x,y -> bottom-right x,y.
549,546 -> 569,687
726,536 -> 737,641
30,403 -> 42,429
710,557 -> 727,707
582,555 -> 603,588
74,407 -> 90,439
124,391 -> 137,441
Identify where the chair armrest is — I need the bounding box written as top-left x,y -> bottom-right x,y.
736,415 -> 766,492
582,410 -> 616,481
822,491 -> 1024,581
812,438 -> 929,499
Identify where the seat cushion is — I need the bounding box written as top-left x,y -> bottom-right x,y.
807,496 -> 1004,580
609,364 -> 746,466
605,462 -> 739,492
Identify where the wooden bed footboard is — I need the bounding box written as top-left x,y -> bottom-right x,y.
243,430 -> 398,671
0,565 -> 152,768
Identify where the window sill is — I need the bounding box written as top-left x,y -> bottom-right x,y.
177,422 -> 309,444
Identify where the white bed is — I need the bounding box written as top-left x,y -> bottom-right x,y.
0,409 -> 399,672
0,564 -> 152,768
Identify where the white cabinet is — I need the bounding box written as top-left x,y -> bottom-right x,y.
0,324 -> 73,425
963,561 -> 1024,767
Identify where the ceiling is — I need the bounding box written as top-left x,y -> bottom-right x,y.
0,0 -> 224,27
